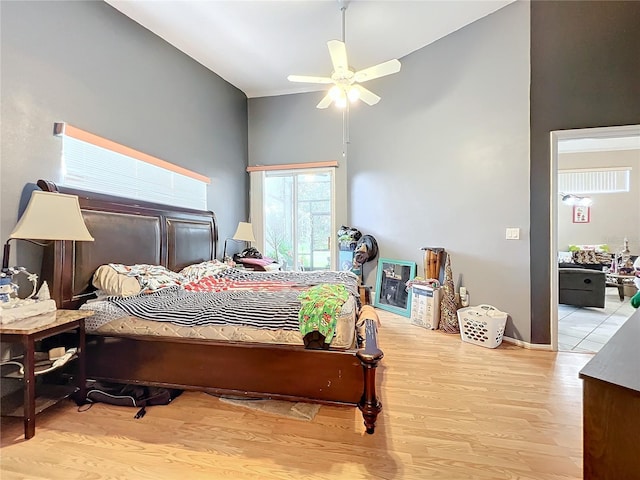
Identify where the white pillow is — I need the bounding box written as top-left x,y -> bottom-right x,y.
92,265 -> 142,297
558,251 -> 573,263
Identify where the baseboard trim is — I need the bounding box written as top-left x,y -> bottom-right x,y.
502,336 -> 554,351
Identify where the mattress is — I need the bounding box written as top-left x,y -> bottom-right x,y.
81,294 -> 357,349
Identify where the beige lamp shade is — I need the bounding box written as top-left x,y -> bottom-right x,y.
10,191 -> 94,241
232,222 -> 256,243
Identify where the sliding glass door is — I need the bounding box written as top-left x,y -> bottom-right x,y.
262,169 -> 334,271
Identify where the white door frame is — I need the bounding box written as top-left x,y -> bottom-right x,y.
550,124 -> 640,351
250,168 -> 337,271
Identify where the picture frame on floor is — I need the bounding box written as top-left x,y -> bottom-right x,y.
374,258 -> 416,317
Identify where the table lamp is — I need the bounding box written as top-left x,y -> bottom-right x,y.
2,190 -> 94,293
222,221 -> 256,260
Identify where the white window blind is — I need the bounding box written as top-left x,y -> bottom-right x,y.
56,123 -> 209,210
558,167 -> 631,194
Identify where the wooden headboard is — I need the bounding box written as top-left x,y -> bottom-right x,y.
37,180 -> 218,309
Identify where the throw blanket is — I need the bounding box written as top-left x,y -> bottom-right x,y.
107,269 -> 359,332
298,284 -> 349,343
183,276 -> 294,292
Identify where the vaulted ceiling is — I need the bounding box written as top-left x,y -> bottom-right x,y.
106,0 -> 514,98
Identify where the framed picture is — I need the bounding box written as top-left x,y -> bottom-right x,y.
374,258 -> 416,317
573,205 -> 590,223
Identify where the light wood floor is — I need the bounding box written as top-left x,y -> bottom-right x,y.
1,310 -> 592,479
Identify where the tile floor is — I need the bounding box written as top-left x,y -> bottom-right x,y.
558,287 -> 636,353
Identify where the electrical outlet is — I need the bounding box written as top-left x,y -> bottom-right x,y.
506,228 -> 520,240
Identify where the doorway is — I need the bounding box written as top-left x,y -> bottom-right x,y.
550,124 -> 640,352
261,168 -> 335,271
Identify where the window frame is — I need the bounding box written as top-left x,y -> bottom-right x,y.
249,162 -> 338,271
54,123 -> 210,210
558,166 -> 631,194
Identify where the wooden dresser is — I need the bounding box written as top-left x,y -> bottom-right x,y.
579,309 -> 640,479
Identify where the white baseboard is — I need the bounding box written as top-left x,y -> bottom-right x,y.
502,336 -> 554,351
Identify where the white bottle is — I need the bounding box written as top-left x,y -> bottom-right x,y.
460,287 -> 469,307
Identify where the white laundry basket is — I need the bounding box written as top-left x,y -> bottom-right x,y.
457,304 -> 508,348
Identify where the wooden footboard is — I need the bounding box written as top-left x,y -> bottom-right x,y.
82,296 -> 380,419
86,336 -> 364,404
85,308 -> 384,434
356,305 -> 384,434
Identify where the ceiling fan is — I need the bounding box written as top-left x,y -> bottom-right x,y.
287,1 -> 401,109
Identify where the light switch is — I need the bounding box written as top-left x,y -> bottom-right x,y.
506,228 -> 520,240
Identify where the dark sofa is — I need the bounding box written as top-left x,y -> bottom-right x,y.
559,268 -> 606,308
558,262 -> 607,271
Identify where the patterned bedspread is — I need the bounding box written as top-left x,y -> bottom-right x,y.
106,269 -> 359,332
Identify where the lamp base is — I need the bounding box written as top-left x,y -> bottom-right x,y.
2,240 -> 11,272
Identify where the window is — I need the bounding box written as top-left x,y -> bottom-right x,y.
55,123 -> 209,210
558,167 -> 631,194
249,162 -> 337,271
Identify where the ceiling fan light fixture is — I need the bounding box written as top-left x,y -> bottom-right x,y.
560,193 -> 593,206
347,85 -> 360,102
329,85 -> 342,101
287,2 -> 400,109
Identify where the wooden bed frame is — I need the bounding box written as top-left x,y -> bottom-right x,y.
37,180 -> 383,434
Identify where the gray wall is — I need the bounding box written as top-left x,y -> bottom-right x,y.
0,1 -> 249,274
249,2 -> 532,340
558,149 -> 640,253
530,0 -> 640,343
248,93 -> 348,240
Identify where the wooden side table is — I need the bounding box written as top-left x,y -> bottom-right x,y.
0,309 -> 91,439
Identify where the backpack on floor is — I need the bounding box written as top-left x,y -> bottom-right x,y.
85,380 -> 182,407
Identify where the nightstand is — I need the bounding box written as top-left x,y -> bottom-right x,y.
0,309 -> 91,439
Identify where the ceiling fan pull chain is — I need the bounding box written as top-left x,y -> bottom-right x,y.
341,1 -> 347,43
343,107 -> 350,146
341,1 -> 349,146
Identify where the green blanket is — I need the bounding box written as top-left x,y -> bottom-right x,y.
298,284 -> 349,343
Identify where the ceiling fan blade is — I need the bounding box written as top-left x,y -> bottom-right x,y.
287,75 -> 333,84
316,93 -> 333,109
327,40 -> 349,76
354,59 -> 401,83
354,85 -> 381,106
